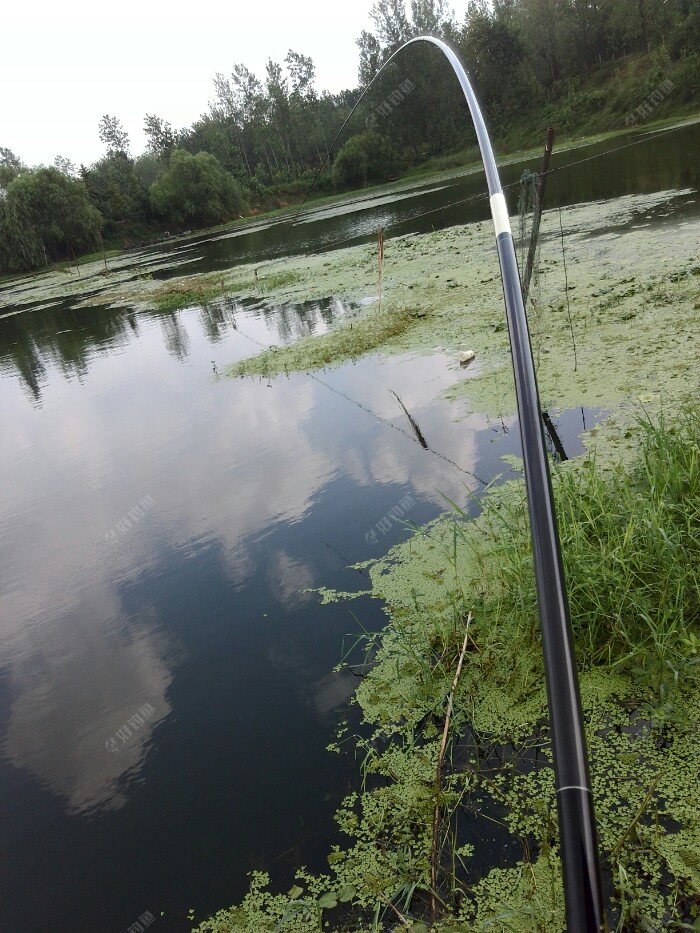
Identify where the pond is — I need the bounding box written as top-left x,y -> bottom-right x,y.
0,119 -> 698,932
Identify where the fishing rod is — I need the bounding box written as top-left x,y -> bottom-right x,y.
358,37 -> 605,931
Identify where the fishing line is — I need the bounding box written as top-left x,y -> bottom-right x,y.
554,170 -> 578,372
538,124 -> 684,176
293,118 -> 682,259
307,370 -> 488,484
228,317 -> 488,487
255,58 -> 414,270
204,55 -> 683,930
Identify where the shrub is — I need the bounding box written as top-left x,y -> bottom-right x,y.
332,132 -> 397,189
149,149 -> 246,229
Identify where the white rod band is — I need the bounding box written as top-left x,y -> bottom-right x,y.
490,192 -> 511,237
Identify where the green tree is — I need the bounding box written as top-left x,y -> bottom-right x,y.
286,50 -> 326,168
285,50 -> 316,99
668,0 -> 700,59
98,114 -> 130,155
205,64 -> 265,176
0,147 -> 24,188
133,152 -> 164,188
265,58 -> 295,173
0,194 -> 44,273
460,7 -> 532,118
81,152 -> 149,240
369,0 -> 412,49
53,155 -> 78,177
355,0 -> 466,163
410,0 -> 454,34
357,29 -> 384,85
149,148 -> 245,228
332,131 -> 397,188
1,167 -> 102,269
143,114 -> 177,159
503,0 -> 563,85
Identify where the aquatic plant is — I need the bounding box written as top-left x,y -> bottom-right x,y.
153,274 -> 250,312
227,304 -> 431,378
193,409 -> 700,932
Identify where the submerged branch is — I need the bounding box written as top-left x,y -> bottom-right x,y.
390,389 -> 429,449
431,610 -> 473,923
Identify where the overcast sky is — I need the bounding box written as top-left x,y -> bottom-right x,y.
2,0 -> 470,169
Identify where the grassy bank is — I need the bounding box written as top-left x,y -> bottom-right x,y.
394,48 -> 700,183
193,407 -> 700,932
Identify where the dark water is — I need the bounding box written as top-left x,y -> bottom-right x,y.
150,120 -> 700,275
0,120 -> 697,932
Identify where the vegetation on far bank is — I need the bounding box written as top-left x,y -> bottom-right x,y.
3,0 -> 700,276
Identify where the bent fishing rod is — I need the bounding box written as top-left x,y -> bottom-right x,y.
330,37 -> 605,931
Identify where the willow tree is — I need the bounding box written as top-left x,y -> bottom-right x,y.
0,168 -> 102,272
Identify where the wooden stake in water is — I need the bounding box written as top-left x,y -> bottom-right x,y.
522,127 -> 555,307
377,227 -> 385,314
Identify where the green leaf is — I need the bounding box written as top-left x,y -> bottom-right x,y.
318,892 -> 338,909
337,884 -> 357,903
409,924 -> 429,933
288,885 -> 304,900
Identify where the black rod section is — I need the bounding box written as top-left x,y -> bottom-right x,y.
365,37 -> 605,931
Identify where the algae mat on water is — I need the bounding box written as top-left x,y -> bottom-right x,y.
225,189 -> 699,430
227,304 -> 432,375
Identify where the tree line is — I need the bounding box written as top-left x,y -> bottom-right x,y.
2,0 -> 699,274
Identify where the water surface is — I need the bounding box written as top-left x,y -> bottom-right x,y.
0,121 -> 697,931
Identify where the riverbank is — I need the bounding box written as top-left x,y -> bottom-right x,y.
2,95 -> 696,300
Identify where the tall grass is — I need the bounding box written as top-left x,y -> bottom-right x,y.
475,409 -> 700,702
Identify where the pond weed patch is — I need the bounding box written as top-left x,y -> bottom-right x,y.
225,190 -> 699,427
227,304 -> 433,378
355,408 -> 700,930
152,275 -> 231,312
